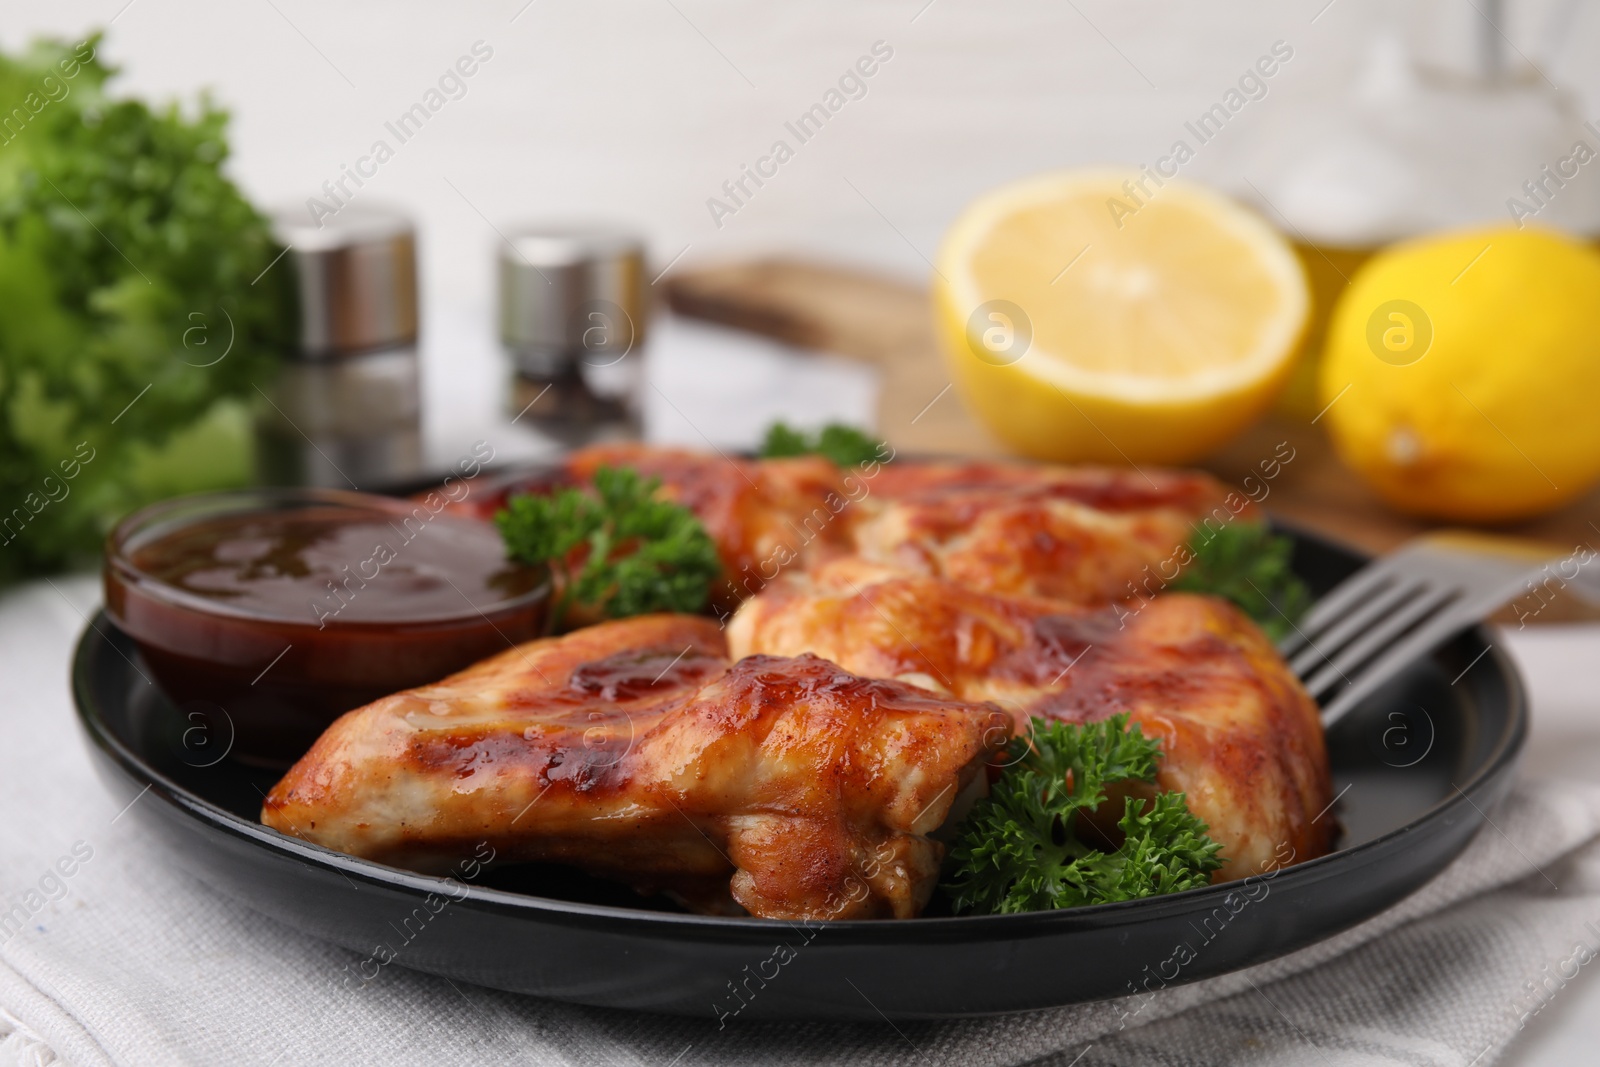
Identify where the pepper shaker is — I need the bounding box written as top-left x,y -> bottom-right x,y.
258,205 -> 423,489
499,227 -> 646,444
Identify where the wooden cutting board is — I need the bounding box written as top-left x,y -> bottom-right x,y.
664,258 -> 1600,625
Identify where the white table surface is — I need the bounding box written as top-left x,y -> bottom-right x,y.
14,575 -> 1599,1065
3,258 -> 1598,1065
1490,624 -> 1600,1065
15,315 -> 1600,1063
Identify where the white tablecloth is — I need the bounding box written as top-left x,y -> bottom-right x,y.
2,571 -> 1598,1067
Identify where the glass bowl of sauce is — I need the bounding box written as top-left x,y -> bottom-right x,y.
104,488 -> 548,767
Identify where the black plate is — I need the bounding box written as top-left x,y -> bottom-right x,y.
71,527 -> 1525,1020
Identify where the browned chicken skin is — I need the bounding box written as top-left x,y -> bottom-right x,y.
729,558 -> 1334,880
262,615 -> 1011,919
442,448 -> 1241,611
566,444 -> 869,601
441,445 -> 871,612
324,446 -> 1329,915
850,461 -> 1252,605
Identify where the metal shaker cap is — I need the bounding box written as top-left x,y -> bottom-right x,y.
272,204 -> 419,358
499,227 -> 645,372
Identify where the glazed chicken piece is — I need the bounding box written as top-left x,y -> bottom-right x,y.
441,444 -> 866,612
262,614 -> 1010,920
851,460 -> 1249,605
444,447 -> 1239,610
729,559 -> 1334,880
565,444 -> 866,609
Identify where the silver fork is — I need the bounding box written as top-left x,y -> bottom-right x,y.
1279,532 -> 1597,727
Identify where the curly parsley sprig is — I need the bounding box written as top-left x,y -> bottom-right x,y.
1171,522 -> 1311,641
944,714 -> 1224,914
495,466 -> 720,632
758,421 -> 887,468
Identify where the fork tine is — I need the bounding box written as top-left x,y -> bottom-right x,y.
1303,558 -> 1422,629
1304,584 -> 1461,700
1317,576 -> 1542,725
1304,534 -> 1574,728
1288,579 -> 1428,676
1278,568 -> 1399,656
1317,598 -> 1489,727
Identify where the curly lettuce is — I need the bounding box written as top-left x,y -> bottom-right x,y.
0,33 -> 292,584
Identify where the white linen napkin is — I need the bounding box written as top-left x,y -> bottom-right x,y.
2,575 -> 1598,1067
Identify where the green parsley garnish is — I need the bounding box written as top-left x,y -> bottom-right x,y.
944,714 -> 1223,914
495,466 -> 720,631
758,421 -> 886,467
1171,522 -> 1311,641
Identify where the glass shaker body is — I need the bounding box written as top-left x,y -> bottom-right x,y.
258,204 -> 424,489
500,228 -> 647,446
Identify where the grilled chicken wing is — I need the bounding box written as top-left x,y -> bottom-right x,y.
441,445 -> 865,612
262,614 -> 1010,920
729,559 -> 1334,880
852,461 -> 1249,605
444,448 -> 1240,610
565,444 -> 867,610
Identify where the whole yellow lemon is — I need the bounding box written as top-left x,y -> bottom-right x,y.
1319,226 -> 1600,522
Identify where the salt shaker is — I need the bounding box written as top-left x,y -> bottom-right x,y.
258,205 -> 423,489
499,227 -> 645,444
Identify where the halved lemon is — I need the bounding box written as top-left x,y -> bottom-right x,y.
934,170 -> 1309,464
